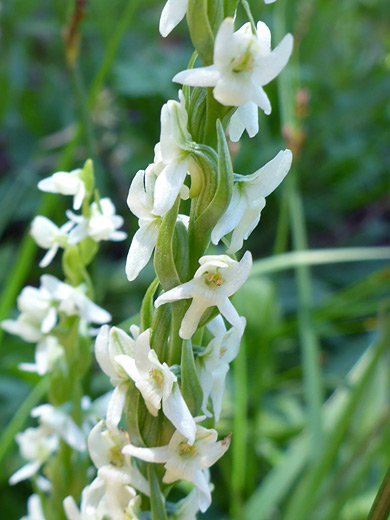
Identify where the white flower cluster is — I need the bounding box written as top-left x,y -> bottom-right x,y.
32,167 -> 126,268
2,274 -> 111,375
65,8 -> 294,520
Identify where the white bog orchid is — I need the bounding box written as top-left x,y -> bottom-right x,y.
212,149 -> 293,253
115,328 -> 197,444
64,475 -> 141,520
2,284 -> 58,343
155,252 -> 252,339
159,0 -> 188,37
123,424 -> 231,513
10,404 -> 86,486
95,324 -> 139,431
31,404 -> 86,452
87,420 -> 149,497
67,198 -> 127,245
125,166 -> 161,281
2,275 -> 110,343
21,494 -> 46,520
30,216 -> 74,267
173,18 -> 293,135
40,274 -> 111,325
9,426 -> 59,485
152,91 -> 192,216
38,169 -> 86,210
19,335 -> 64,376
197,315 -> 244,421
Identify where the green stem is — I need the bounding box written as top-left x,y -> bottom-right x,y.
251,247 -> 390,277
275,0 -> 324,457
231,336 -> 248,519
367,465 -> 390,520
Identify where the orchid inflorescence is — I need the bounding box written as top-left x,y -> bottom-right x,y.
3,1 -> 293,519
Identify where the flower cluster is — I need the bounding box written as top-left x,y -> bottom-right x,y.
2,162 -> 126,519
63,5 -> 293,517
6,2 -> 293,519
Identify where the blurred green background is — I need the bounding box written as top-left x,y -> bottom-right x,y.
0,0 -> 390,518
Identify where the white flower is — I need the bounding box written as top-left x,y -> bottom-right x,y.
19,335 -> 64,376
21,494 -> 46,520
67,198 -> 127,244
197,315 -> 244,421
95,325 -> 138,431
31,404 -> 86,451
212,149 -> 292,253
2,276 -> 110,343
2,284 -> 57,343
152,91 -> 192,216
9,426 -> 59,485
125,166 -> 161,281
87,420 -> 149,497
63,478 -> 109,520
155,252 -> 251,339
40,274 -> 111,325
159,0 -> 188,37
115,328 -> 197,444
173,18 -> 293,119
123,424 -> 231,512
30,217 -> 74,267
38,169 -> 86,210
64,475 -> 141,520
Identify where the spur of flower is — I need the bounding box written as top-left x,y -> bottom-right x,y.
212,149 -> 293,253
173,18 -> 293,137
155,252 -> 252,339
123,424 -> 231,512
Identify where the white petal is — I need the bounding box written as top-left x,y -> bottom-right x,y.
217,298 -> 245,335
251,85 -> 272,115
155,282 -> 194,307
192,470 -> 212,512
179,298 -> 208,339
9,461 -> 42,485
95,325 -> 118,379
122,444 -> 169,463
153,159 -> 188,216
255,33 -> 294,86
125,221 -> 160,281
163,383 -> 196,444
87,421 -> 110,468
214,18 -> 237,69
211,187 -> 247,245
63,496 -> 81,520
213,73 -> 255,106
173,65 -> 220,88
245,149 -> 293,198
229,102 -> 259,142
256,21 -> 271,53
39,245 -> 59,268
159,0 -> 188,37
106,383 -> 127,432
